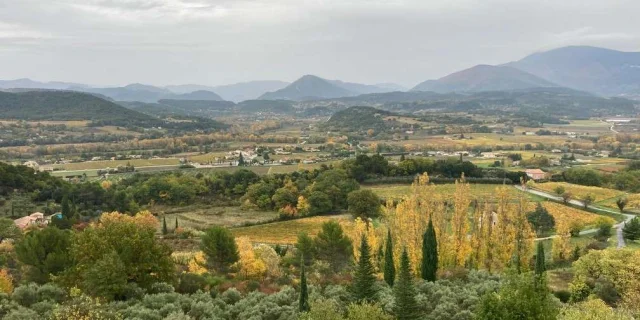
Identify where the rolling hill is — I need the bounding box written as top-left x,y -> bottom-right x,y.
506,46 -> 640,97
323,106 -> 394,132
170,90 -> 224,101
411,65 -> 558,93
0,91 -> 154,122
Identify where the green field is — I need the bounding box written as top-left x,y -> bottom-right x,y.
155,205 -> 280,230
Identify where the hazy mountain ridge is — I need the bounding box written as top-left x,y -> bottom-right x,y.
411,65 -> 558,93
506,46 -> 640,97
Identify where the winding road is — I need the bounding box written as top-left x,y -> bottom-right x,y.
515,185 -> 634,248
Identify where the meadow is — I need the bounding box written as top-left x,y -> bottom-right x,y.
231,214 -> 351,244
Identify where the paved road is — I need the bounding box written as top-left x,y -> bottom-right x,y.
515,185 -> 634,247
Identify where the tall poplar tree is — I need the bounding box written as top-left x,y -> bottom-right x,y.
384,229 -> 395,287
353,235 -> 377,303
421,219 -> 438,281
394,248 -> 420,320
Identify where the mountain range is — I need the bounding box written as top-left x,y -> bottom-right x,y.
1,46 -> 639,103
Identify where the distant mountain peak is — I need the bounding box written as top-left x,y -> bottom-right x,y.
411,64 -> 557,93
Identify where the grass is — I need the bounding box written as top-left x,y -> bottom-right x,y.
364,183 -> 526,201
154,205 -> 280,230
231,214 -> 351,244
56,158 -> 181,170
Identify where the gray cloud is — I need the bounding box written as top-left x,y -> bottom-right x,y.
0,0 -> 638,87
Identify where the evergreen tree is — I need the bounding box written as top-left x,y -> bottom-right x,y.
314,221 -> 353,272
393,248 -> 420,320
623,217 -> 640,240
61,195 -> 72,219
238,153 -> 245,166
384,229 -> 395,287
353,235 -> 378,303
175,217 -> 179,230
535,241 -> 546,276
299,257 -> 310,312
421,219 -> 438,281
201,226 -> 239,273
162,217 -> 168,235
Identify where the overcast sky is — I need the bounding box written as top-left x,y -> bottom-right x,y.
0,0 -> 639,87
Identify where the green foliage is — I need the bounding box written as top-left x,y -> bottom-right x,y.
162,217 -> 168,235
347,189 -> 381,219
421,220 -> 438,282
353,236 -> 378,303
623,217 -> 640,241
383,230 -> 395,287
299,261 -> 309,312
563,168 -> 603,187
67,217 -> 174,299
61,195 -> 73,220
311,169 -> 360,211
0,218 -> 21,242
314,221 -> 353,272
534,242 -> 546,276
295,232 -> 316,266
527,203 -> 555,236
393,249 -> 419,320
307,191 -> 333,215
14,227 -> 72,284
476,272 -> 559,320
616,197 -> 628,212
200,226 -> 239,273
595,219 -> 613,241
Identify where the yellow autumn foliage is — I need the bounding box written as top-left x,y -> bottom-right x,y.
236,237 -> 266,279
0,269 -> 13,294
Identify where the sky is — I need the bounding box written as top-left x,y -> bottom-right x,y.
0,0 -> 639,88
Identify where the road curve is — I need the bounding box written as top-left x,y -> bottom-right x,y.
515,185 -> 634,247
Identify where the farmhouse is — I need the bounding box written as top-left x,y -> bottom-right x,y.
14,212 -> 49,230
525,169 -> 547,181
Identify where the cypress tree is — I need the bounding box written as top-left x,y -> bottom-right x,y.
421,219 -> 438,281
353,235 -> 378,303
299,257 -> 310,312
394,248 -> 420,320
175,217 -> 179,230
535,241 -> 546,276
384,229 -> 396,287
61,195 -> 72,219
162,217 -> 168,235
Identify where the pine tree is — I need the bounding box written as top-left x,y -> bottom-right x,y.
353,235 -> 378,303
162,217 -> 168,235
384,229 -> 395,287
421,219 -> 438,281
299,257 -> 310,312
534,241 -> 546,276
623,217 -> 640,241
394,248 -> 420,320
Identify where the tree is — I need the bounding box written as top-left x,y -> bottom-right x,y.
595,218 -> 613,241
623,217 -> 640,241
236,237 -> 266,279
299,258 -> 310,312
201,226 -> 239,273
15,227 -> 72,283
238,153 -> 245,166
476,272 -> 559,320
617,198 -> 628,212
0,218 -> 22,242
67,212 -> 174,299
383,229 -> 395,287
295,232 -> 316,266
175,217 -> 179,230
353,236 -> 378,303
162,216 -> 168,235
581,194 -> 595,209
393,248 -> 420,320
527,203 -> 556,236
307,191 -> 333,215
535,242 -> 546,276
347,190 -> 381,219
421,220 -> 438,281
554,186 -> 566,196
562,192 -> 573,204
558,298 -> 634,320
61,195 -> 73,219
314,221 -> 353,272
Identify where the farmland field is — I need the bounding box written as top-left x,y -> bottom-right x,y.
157,205 -> 280,230
532,182 -> 624,204
231,215 -> 351,244
364,183 -> 526,201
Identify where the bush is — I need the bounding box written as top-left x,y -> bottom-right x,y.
176,273 -> 207,294
553,290 -> 571,303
